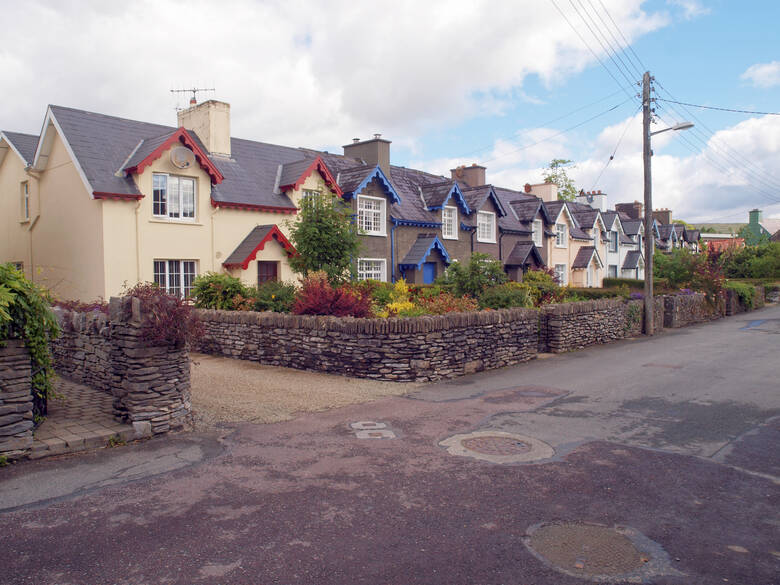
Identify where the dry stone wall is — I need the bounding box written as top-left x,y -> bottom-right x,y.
195,308 -> 539,382
0,340 -> 33,458
663,293 -> 720,328
539,299 -> 644,353
52,297 -> 191,436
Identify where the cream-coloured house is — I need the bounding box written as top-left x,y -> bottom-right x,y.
527,184 -> 603,287
0,101 -> 344,300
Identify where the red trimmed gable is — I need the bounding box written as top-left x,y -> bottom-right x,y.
210,199 -> 298,214
223,225 -> 297,270
124,127 -> 224,184
279,156 -> 343,197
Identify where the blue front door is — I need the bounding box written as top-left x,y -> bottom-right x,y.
423,262 -> 436,284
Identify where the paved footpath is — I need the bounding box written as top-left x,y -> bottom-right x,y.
1,306 -> 778,585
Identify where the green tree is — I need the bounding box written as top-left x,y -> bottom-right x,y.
542,159 -> 578,201
438,253 -> 507,298
287,192 -> 361,284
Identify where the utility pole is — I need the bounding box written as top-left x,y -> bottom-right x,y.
642,71 -> 654,335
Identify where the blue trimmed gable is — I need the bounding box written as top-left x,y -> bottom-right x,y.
427,183 -> 471,215
341,164 -> 400,203
398,234 -> 452,271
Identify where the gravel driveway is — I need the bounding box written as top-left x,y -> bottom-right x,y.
189,352 -> 416,429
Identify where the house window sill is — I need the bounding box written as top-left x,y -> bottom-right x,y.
361,232 -> 386,237
476,238 -> 496,244
149,219 -> 203,226
19,219 -> 30,224
442,234 -> 458,240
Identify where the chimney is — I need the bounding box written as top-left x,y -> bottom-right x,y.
527,182 -> 558,203
615,201 -> 643,220
177,100 -> 231,157
343,135 -> 391,175
652,208 -> 672,225
450,163 -> 486,188
749,208 -> 763,226
576,190 -> 607,212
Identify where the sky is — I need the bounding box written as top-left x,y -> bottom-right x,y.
1,0 -> 779,223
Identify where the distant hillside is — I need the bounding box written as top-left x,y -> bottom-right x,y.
691,223 -> 746,235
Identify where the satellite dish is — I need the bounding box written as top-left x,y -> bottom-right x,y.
170,146 -> 195,169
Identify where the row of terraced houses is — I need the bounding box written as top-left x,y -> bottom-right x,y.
0,100 -> 701,300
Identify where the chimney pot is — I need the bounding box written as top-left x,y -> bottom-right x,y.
373,133 -> 382,139
352,138 -> 360,143
524,183 -> 532,193
597,190 -> 601,194
189,97 -> 197,105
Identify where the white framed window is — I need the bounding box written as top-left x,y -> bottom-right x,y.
154,260 -> 197,297
609,230 -> 618,252
608,265 -> 618,278
477,211 -> 496,243
153,174 -> 196,220
554,264 -> 567,285
357,195 -> 386,236
302,189 -> 320,199
587,265 -> 594,287
532,219 -> 543,247
442,206 -> 458,239
555,223 -> 567,247
357,258 -> 387,282
20,181 -> 29,221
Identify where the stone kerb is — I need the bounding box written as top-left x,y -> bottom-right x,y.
0,340 -> 34,459
195,307 -> 539,382
108,297 -> 191,435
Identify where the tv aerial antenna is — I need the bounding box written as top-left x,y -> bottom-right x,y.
170,87 -> 215,110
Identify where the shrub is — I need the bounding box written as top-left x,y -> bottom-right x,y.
0,263 -> 60,410
438,253 -> 507,298
478,283 -> 534,309
123,282 -> 203,346
564,286 -> 629,300
292,272 -> 373,317
377,280 -> 417,317
191,272 -> 246,310
724,281 -> 756,309
602,277 -> 643,290
522,269 -> 565,305
253,281 -> 297,313
720,242 -> 780,279
418,292 -> 479,314
51,298 -> 109,314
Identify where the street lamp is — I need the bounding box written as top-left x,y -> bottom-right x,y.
642,71 -> 693,335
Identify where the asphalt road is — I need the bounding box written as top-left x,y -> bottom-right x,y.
1,306 -> 778,585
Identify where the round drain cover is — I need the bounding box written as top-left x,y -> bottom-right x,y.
523,522 -> 682,582
527,522 -> 643,576
461,436 -> 531,455
439,431 -> 554,464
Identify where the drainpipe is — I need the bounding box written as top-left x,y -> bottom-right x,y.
211,202 -> 220,272
498,230 -> 505,261
390,220 -> 398,283
470,228 -> 475,253
25,169 -> 42,283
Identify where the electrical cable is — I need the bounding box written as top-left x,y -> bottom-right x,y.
584,0 -> 644,79
590,104 -> 641,190
596,0 -> 647,73
655,98 -> 780,116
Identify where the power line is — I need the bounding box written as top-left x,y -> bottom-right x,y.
549,0 -> 638,101
482,97 -> 634,163
568,0 -> 639,91
585,0 -> 644,79
590,104 -> 641,190
596,0 -> 647,73
656,98 -> 780,116
576,0 -> 641,83
453,88 -> 626,159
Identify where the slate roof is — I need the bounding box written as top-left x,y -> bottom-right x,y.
657,224 -> 675,240
572,246 -> 600,269
420,181 -> 456,208
2,131 -> 38,164
224,225 -> 279,266
122,131 -> 178,170
505,242 -> 542,266
48,105 -> 303,209
621,219 -> 642,236
399,234 -> 449,267
278,158 -> 317,189
601,211 -> 618,230
623,250 -> 643,269
461,185 -> 506,217
672,224 -> 685,238
683,229 -> 700,243
620,233 -> 634,244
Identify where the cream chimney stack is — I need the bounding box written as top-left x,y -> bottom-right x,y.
177,100 -> 231,158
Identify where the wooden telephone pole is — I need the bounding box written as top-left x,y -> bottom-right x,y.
642,71 -> 654,335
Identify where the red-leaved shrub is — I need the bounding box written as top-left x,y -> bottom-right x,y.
417,292 -> 479,315
293,272 -> 373,317
124,283 -> 203,346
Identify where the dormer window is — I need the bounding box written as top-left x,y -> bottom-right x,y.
357,195 -> 386,236
532,219 -> 542,247
477,211 -> 496,243
555,224 -> 567,247
153,174 -> 196,220
609,231 -> 618,252
442,206 -> 458,239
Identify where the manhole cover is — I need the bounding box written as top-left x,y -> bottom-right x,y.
439,431 -> 554,464
461,436 -> 531,455
523,522 -> 684,582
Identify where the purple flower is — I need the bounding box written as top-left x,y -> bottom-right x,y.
630,292 -> 643,300
679,288 -> 694,295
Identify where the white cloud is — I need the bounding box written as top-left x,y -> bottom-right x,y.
667,0 -> 710,20
0,0 -> 666,150
741,61 -> 780,88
